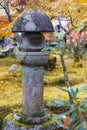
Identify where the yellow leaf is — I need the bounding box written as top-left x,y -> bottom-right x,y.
79,0 -> 87,3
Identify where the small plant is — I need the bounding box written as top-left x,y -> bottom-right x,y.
42,36 -> 87,129
47,85 -> 87,130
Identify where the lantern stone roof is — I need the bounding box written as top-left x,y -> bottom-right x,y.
12,10 -> 54,32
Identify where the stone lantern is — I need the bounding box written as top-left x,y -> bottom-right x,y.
12,10 -> 54,118
3,10 -> 59,130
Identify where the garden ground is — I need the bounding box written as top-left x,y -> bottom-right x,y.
0,55 -> 87,128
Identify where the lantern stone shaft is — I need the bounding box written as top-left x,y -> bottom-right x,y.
22,66 -> 44,117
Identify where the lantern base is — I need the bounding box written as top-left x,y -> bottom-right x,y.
3,112 -> 62,130
13,109 -> 51,124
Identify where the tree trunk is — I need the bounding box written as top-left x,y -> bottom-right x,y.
74,45 -> 80,63
3,0 -> 13,22
68,32 -> 81,65
5,9 -> 12,22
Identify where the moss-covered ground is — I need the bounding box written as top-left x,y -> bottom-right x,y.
0,55 -> 87,128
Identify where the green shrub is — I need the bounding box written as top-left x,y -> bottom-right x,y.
47,85 -> 87,130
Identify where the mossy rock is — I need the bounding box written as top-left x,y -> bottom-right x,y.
3,113 -> 63,130
73,62 -> 83,68
44,55 -> 57,71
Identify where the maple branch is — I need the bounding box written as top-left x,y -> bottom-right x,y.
60,46 -> 73,104
0,0 -> 12,22
0,0 -> 5,8
67,9 -> 77,29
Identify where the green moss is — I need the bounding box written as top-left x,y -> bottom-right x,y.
3,113 -> 59,129
41,115 -> 58,127
1,55 -> 87,129
73,62 -> 83,68
0,105 -> 21,129
3,113 -> 30,128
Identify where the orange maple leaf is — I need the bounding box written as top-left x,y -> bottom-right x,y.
63,115 -> 71,129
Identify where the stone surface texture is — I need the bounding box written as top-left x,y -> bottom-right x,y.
15,48 -> 50,66
22,66 -> 44,117
14,48 -> 50,117
3,114 -> 59,130
12,10 -> 54,32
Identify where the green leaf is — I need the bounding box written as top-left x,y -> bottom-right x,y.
69,120 -> 84,130
80,98 -> 87,108
73,88 -> 79,98
77,123 -> 85,130
47,102 -> 57,107
78,106 -> 85,113
74,88 -> 79,94
47,99 -> 70,107
79,85 -> 87,92
70,105 -> 77,122
70,111 -> 77,122
56,86 -> 68,93
68,87 -> 77,101
56,121 -> 63,128
54,99 -> 70,107
52,107 -> 76,120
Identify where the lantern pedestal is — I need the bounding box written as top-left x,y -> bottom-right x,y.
3,113 -> 60,130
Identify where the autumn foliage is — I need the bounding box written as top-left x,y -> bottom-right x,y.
0,0 -> 87,39
63,115 -> 71,129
